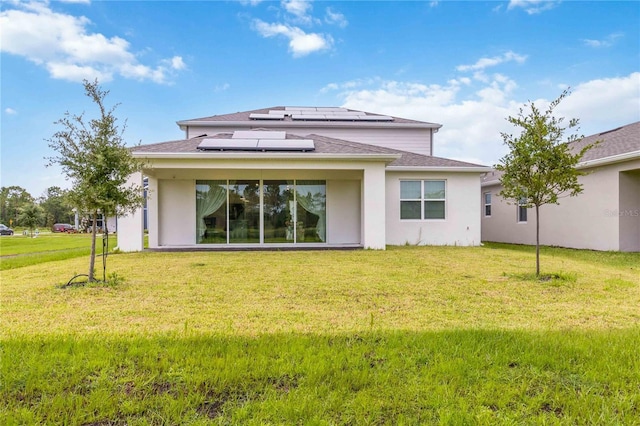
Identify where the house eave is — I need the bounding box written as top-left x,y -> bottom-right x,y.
387,166 -> 491,173
577,150 -> 640,169
132,151 -> 402,162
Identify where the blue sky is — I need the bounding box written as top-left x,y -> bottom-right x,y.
2,0 -> 639,197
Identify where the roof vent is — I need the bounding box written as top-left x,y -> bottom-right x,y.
599,126 -> 623,136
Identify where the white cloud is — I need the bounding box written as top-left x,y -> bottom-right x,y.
556,73 -> 640,134
507,0 -> 559,15
0,2 -> 184,83
5,107 -> 18,115
323,72 -> 639,166
252,20 -> 332,57
457,51 -> 527,72
325,7 -> 348,28
582,32 -> 624,48
168,56 -> 186,70
281,0 -> 315,25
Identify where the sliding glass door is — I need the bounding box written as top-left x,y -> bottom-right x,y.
296,180 -> 326,243
228,180 -> 260,244
263,180 -> 294,243
196,180 -> 227,244
196,179 -> 325,245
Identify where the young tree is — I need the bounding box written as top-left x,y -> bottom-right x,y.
495,89 -> 598,277
18,203 -> 44,238
46,80 -> 145,282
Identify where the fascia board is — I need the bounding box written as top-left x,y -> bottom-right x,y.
577,150 -> 640,169
132,152 -> 402,162
176,120 -> 442,130
387,166 -> 491,173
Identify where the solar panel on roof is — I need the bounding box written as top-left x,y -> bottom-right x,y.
257,139 -> 315,151
355,115 -> 394,121
233,131 -> 286,139
291,114 -> 329,120
197,137 -> 314,152
198,139 -> 257,150
316,107 -> 348,112
249,113 -> 284,120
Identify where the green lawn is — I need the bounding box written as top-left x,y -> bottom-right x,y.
1,244 -> 639,424
0,233 -> 116,270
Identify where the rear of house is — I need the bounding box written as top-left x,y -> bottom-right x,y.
117,107 -> 489,251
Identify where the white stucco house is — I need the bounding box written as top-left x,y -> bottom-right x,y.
481,121 -> 640,252
118,107 -> 489,251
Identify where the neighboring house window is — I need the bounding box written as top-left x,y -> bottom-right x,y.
484,192 -> 491,217
400,180 -> 446,220
517,199 -> 528,223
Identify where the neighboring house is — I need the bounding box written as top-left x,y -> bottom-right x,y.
118,107 -> 489,251
481,121 -> 640,252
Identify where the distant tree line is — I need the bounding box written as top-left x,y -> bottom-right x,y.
0,185 -> 75,228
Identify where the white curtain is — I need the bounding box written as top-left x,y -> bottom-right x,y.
196,182 -> 226,242
296,183 -> 326,242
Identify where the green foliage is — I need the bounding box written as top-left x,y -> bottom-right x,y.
0,185 -> 34,226
495,89 -> 597,207
17,203 -> 44,236
38,186 -> 74,227
495,89 -> 598,275
46,79 -> 145,281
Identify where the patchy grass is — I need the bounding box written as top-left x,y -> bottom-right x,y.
3,330 -> 639,425
1,245 -> 639,423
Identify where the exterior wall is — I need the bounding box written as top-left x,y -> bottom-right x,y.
619,170 -> 640,251
326,179 -> 361,244
158,179 -> 196,246
385,171 -> 482,246
481,159 -> 640,251
147,176 -> 159,248
362,164 -> 387,249
186,125 -> 432,156
116,172 -> 145,252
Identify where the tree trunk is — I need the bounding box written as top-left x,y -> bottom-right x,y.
535,204 -> 540,277
88,212 -> 97,282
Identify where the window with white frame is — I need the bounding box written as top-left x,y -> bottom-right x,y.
400,180 -> 446,220
517,198 -> 528,223
484,192 -> 491,217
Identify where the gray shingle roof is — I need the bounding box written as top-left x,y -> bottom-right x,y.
132,131 -> 486,169
482,121 -> 640,185
178,106 -> 439,126
571,121 -> 640,162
